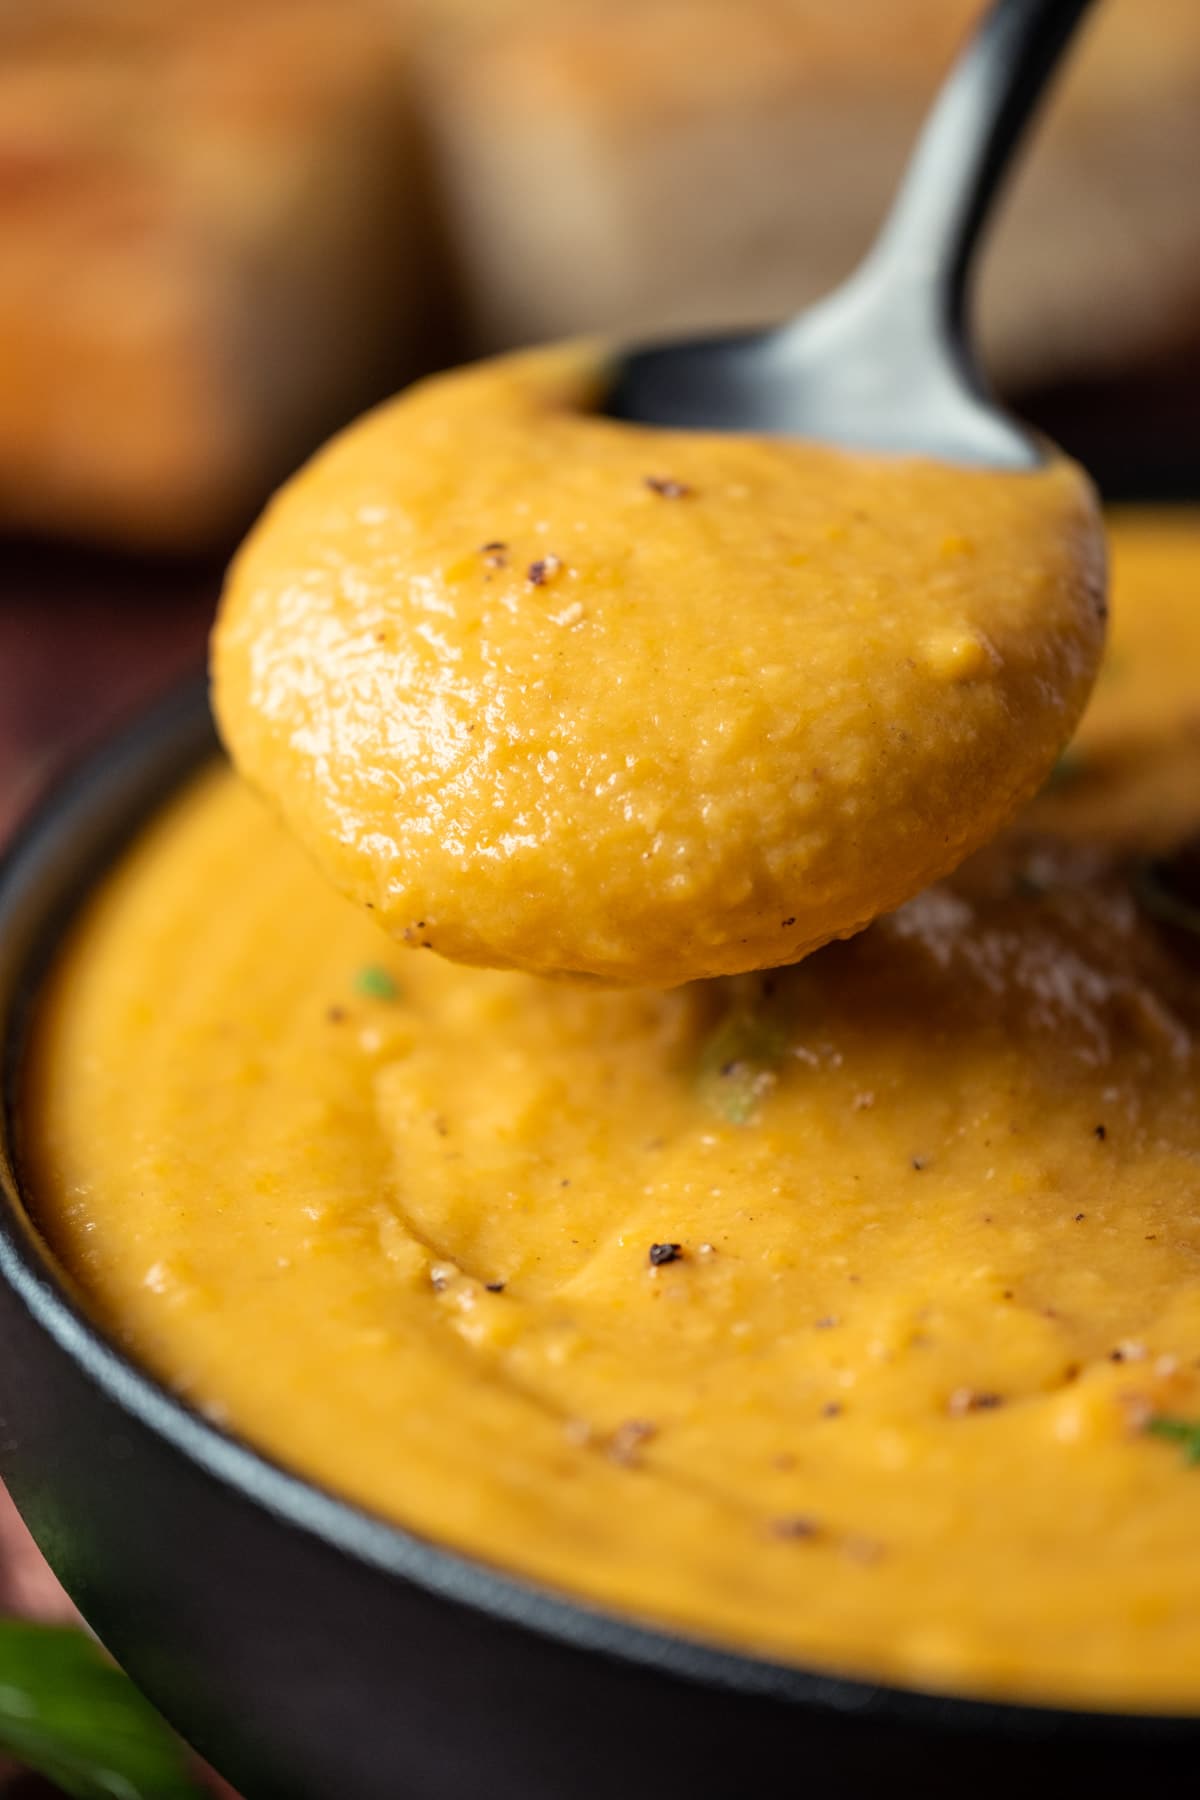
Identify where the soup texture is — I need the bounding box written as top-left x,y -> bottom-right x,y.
214,342 -> 1104,984
24,513 -> 1200,1710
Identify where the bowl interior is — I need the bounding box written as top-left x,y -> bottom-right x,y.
0,676 -> 1196,1750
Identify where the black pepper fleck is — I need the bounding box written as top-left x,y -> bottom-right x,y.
644,476 -> 693,499
484,1281 -> 506,1294
527,554 -> 563,586
649,1242 -> 683,1267
948,1388 -> 1004,1416
1094,1123 -> 1107,1141
770,1515 -> 821,1541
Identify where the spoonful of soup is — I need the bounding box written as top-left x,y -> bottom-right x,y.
215,0 -> 1106,987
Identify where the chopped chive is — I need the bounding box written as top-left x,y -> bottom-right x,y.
1145,1414 -> 1200,1466
353,964 -> 401,1002
695,992 -> 786,1125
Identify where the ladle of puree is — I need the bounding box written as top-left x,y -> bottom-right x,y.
214,0 -> 1106,987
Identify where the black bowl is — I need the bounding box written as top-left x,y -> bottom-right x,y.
0,683 -> 1194,1799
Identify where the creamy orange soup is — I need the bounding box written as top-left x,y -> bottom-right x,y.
214,343 -> 1104,985
24,512 -> 1200,1711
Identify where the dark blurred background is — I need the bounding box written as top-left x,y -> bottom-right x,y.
2,0 -> 1199,1791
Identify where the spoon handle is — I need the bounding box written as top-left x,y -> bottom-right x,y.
875,0 -> 1098,325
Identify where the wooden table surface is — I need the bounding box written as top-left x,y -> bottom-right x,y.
0,542 -> 232,1796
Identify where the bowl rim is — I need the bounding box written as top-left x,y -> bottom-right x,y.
0,676 -> 1196,1746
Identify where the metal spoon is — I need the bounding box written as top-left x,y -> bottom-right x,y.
606,0 -> 1097,467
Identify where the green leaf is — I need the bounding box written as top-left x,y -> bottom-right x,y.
0,1620 -> 202,1799
1145,1414 -> 1200,1467
695,993 -> 786,1125
353,963 -> 401,1002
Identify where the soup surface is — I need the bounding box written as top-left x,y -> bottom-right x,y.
23,513 -> 1200,1711
214,342 -> 1104,984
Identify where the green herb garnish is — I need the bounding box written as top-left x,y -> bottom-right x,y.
0,1619 -> 202,1798
1145,1414 -> 1200,1466
695,991 -> 786,1125
353,964 -> 401,1002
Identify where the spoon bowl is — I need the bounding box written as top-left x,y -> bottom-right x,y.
607,0 -> 1097,467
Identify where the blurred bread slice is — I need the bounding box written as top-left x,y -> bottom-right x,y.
986,0 -> 1200,389
10,0 -> 1198,552
0,0 -> 436,551
417,0 -> 1200,395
